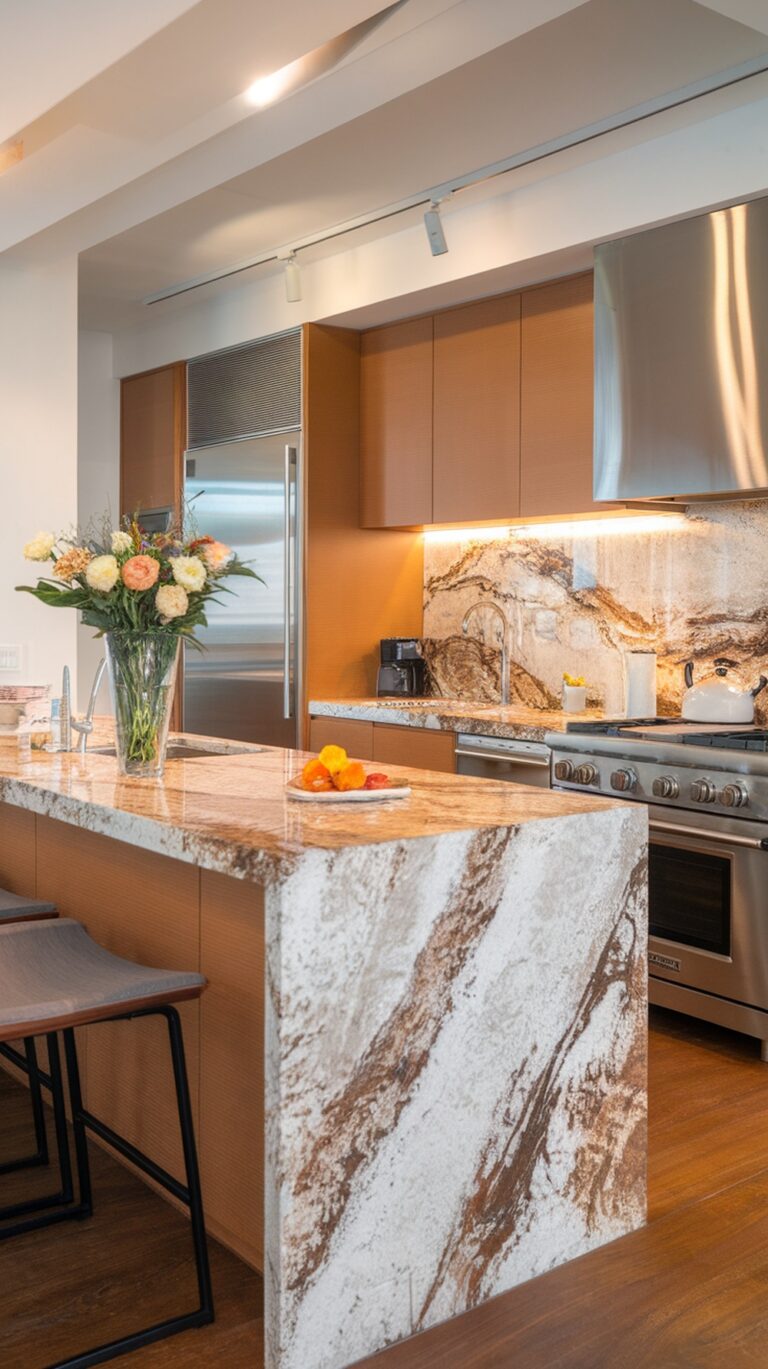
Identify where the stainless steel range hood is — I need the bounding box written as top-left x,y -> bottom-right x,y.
594,196 -> 768,502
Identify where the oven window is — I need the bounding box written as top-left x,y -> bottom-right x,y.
649,843 -> 731,956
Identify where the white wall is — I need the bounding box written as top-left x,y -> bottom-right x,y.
0,256 -> 79,698
113,90 -> 768,375
77,329 -> 120,711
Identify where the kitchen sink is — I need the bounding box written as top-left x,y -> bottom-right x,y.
89,740 -> 264,760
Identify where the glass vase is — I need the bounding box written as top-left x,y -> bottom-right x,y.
104,631 -> 180,778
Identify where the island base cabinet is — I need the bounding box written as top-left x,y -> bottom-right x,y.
0,807 -> 265,1275
200,870 -> 265,1270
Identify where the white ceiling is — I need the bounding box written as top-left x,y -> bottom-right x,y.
75,0 -> 768,330
0,0 -> 198,145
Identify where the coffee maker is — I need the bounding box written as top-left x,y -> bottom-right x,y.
376,639 -> 426,698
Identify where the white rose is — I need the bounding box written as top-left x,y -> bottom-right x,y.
23,531 -> 55,562
85,554 -> 120,593
156,583 -> 188,621
171,555 -> 206,592
111,530 -> 133,554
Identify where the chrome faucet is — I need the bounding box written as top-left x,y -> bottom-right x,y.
461,600 -> 511,706
61,658 -> 107,753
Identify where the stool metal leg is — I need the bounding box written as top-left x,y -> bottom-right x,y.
0,1037 -> 49,1176
0,1033 -> 90,1237
44,1005 -> 214,1369
62,1029 -> 92,1220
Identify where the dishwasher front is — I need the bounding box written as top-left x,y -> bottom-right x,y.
454,733 -> 552,787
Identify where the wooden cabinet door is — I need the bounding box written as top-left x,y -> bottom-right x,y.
520,273 -> 612,517
433,294 -> 521,524
360,318 -> 433,528
372,724 -> 455,773
309,716 -> 375,760
120,363 -> 186,518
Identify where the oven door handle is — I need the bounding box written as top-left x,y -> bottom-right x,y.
650,819 -> 768,851
454,747 -> 550,767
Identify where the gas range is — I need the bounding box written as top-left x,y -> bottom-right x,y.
546,717 -> 768,1058
545,717 -> 768,824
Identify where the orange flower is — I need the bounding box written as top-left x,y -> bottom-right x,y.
334,761 -> 366,791
53,547 -> 91,582
121,555 -> 159,591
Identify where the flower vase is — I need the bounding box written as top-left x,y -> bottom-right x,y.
104,631 -> 180,778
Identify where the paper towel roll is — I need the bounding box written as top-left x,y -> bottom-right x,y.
625,651 -> 657,718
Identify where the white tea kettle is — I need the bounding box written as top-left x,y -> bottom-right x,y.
681,657 -> 768,724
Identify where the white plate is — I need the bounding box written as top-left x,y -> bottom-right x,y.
286,780 -> 411,803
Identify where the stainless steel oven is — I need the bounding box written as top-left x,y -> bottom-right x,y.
648,803 -> 768,1053
455,734 -> 551,787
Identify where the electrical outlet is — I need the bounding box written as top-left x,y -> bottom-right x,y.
0,644 -> 22,672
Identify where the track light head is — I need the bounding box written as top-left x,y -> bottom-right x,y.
281,252 -> 302,303
424,201 -> 448,257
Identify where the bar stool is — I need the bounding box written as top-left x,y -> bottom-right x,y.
0,917 -> 214,1367
0,886 -> 59,1177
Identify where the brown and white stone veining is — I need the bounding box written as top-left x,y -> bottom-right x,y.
423,500 -> 768,718
266,805 -> 647,1368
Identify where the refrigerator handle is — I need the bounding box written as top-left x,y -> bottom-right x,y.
283,446 -> 298,720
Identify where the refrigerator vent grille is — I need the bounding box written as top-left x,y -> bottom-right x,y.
187,331 -> 301,447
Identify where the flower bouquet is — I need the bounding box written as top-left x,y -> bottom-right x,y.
18,519 -> 261,777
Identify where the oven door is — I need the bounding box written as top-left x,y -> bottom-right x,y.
648,803 -> 768,1010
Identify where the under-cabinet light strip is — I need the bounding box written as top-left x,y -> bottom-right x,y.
423,515 -> 686,544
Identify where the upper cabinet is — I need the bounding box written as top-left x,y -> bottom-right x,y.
520,273 -> 609,517
433,295 -> 521,524
360,272 -> 608,529
360,318 -> 433,528
120,363 -> 186,518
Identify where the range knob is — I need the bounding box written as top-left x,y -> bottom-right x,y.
574,763 -> 598,786
610,768 -> 637,793
720,782 -> 749,809
652,775 -> 680,800
554,759 -> 575,782
690,777 -> 717,804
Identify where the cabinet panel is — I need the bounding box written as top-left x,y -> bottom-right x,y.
520,274 -> 612,517
309,717 -> 374,760
372,724 -> 455,774
200,870 -> 264,1270
360,318 -> 433,528
120,363 -> 186,517
433,295 -> 521,524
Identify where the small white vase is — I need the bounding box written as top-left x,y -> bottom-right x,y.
562,684 -> 587,713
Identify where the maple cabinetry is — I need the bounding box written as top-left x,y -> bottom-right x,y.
360,273 -> 608,529
120,363 -> 186,517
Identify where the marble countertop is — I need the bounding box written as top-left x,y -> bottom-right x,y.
308,697 -> 604,741
0,728 -> 622,882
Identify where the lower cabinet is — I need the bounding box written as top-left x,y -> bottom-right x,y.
371,723 -> 455,773
309,716 -> 456,773
308,716 -> 374,759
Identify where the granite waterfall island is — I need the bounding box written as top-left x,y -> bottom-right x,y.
0,736 -> 648,1368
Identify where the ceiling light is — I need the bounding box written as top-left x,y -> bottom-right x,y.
245,61 -> 301,109
423,201 -> 448,257
244,3 -> 406,111
281,252 -> 301,303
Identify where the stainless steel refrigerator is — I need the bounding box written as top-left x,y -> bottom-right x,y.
182,435 -> 302,748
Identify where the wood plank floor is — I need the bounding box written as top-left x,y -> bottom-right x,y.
0,1069 -> 262,1367
2,1007 -> 768,1367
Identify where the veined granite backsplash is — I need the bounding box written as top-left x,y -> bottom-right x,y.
422,501 -> 768,718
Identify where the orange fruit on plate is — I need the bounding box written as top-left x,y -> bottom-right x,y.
334,761 -> 366,791
317,744 -> 348,777
302,758 -> 333,792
